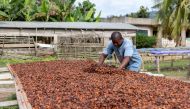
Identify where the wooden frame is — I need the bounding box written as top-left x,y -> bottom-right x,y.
7,64 -> 32,109
140,53 -> 190,73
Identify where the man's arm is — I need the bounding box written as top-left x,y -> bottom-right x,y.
119,39 -> 133,70
97,53 -> 108,66
118,56 -> 130,70
98,41 -> 114,66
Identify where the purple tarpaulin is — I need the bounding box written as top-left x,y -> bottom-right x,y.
150,50 -> 190,55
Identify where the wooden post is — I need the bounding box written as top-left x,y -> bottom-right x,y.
90,47 -> 91,59
28,36 -> 31,54
141,54 -> 145,71
53,35 -> 58,53
34,42 -> 38,56
171,55 -> 174,67
2,35 -> 5,56
75,46 -> 76,58
156,56 -> 160,73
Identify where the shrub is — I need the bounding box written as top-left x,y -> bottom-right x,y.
136,35 -> 156,48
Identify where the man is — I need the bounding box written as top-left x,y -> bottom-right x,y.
98,32 -> 142,72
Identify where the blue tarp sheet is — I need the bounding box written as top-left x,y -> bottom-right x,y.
150,50 -> 190,55
138,47 -> 190,55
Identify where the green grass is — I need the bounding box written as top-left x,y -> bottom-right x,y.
0,84 -> 15,88
0,94 -> 17,109
144,59 -> 190,77
0,105 -> 19,109
0,56 -> 58,67
6,94 -> 17,101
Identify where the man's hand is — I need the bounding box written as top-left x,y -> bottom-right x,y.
117,66 -> 125,70
97,62 -> 103,66
97,53 -> 108,66
118,56 -> 130,70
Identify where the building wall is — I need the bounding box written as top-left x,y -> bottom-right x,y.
102,17 -> 190,47
136,25 -> 154,36
0,28 -> 136,47
102,17 -> 157,37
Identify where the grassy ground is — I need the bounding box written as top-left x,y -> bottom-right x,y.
0,56 -> 58,67
0,106 -> 18,109
0,93 -> 18,109
144,59 -> 189,77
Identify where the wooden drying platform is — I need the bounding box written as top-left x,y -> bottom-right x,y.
7,64 -> 32,109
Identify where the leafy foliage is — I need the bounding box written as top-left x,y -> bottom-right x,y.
107,5 -> 149,18
0,0 -> 101,22
136,35 -> 157,48
154,0 -> 190,46
126,6 -> 149,18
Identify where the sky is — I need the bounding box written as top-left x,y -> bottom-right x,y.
76,0 -> 155,18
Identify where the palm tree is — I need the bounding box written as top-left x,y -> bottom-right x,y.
154,0 -> 190,46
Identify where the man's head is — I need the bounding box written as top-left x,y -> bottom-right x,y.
110,32 -> 123,48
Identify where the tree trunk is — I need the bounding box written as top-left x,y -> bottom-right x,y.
181,27 -> 187,47
175,37 -> 181,47
156,27 -> 163,47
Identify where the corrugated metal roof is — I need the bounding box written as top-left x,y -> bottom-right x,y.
0,21 -> 138,30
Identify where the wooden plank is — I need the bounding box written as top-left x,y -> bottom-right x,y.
0,81 -> 14,85
155,56 -> 160,73
0,100 -> 18,107
0,73 -> 13,80
0,44 -> 35,48
7,65 -> 32,109
0,67 -> 9,72
0,88 -> 15,92
58,45 -> 104,47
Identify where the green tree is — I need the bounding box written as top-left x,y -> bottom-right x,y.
47,0 -> 76,21
0,0 -> 12,20
0,0 -> 101,22
154,0 -> 190,46
33,0 -> 51,21
22,0 -> 37,21
69,0 -> 101,22
126,6 -> 149,18
136,6 -> 149,18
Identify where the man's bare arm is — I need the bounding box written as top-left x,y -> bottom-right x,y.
97,53 -> 108,66
118,56 -> 130,69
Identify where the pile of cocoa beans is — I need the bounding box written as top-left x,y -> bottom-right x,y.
10,60 -> 190,109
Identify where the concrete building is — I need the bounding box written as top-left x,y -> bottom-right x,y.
102,17 -> 159,36
0,21 -> 137,46
102,17 -> 190,47
0,21 -> 138,58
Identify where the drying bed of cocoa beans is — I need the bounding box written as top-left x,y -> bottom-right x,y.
10,60 -> 190,109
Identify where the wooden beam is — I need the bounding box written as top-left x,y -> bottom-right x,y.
0,81 -> 14,85
0,88 -> 15,92
7,65 -> 32,109
0,100 -> 18,107
0,44 -> 35,48
0,73 -> 13,80
0,67 -> 9,72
